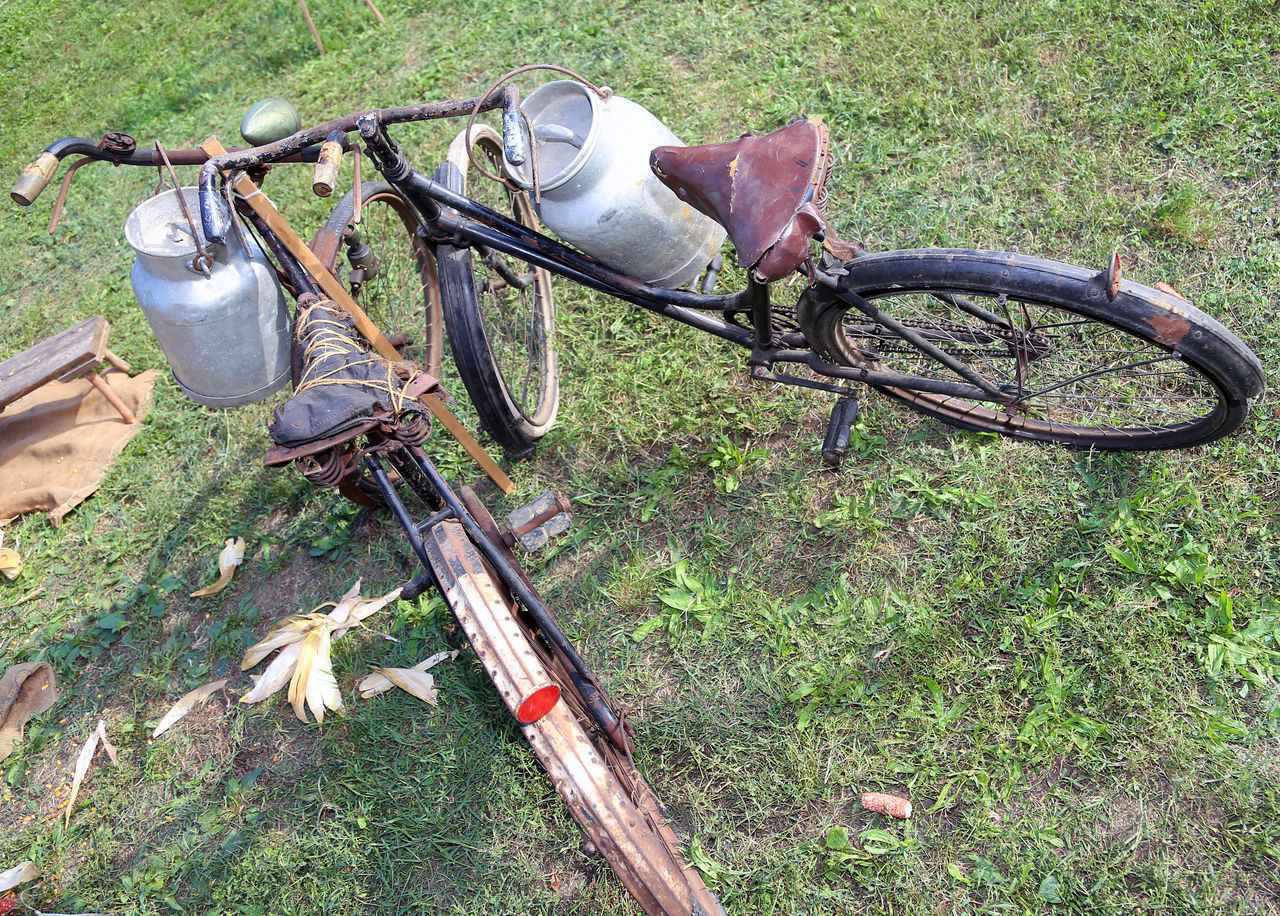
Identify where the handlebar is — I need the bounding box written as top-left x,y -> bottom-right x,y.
9,137 -> 258,207
198,90 -> 511,243
11,152 -> 58,206
16,85 -> 524,244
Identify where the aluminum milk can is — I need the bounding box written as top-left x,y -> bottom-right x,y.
504,81 -> 725,289
124,188 -> 290,407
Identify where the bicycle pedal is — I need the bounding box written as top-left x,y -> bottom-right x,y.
505,491 -> 572,552
821,396 -> 860,470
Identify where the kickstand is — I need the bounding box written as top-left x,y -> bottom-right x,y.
821,396 -> 860,470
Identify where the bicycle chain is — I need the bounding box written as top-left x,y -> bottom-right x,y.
723,303 -> 802,335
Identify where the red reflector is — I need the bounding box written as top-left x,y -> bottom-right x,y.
516,685 -> 561,723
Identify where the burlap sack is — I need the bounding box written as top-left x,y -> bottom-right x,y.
0,661 -> 59,761
0,369 -> 156,526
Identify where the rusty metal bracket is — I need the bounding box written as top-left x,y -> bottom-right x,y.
1101,250 -> 1122,301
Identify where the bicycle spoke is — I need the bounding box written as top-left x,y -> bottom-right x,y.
839,287 -> 1223,431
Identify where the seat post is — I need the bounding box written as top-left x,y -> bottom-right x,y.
747,275 -> 773,350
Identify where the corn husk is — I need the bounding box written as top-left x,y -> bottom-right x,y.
66,725 -> 104,826
368,666 -> 439,706
330,585 -> 402,637
190,537 -> 246,597
288,625 -> 341,723
0,546 -> 22,581
358,650 -> 456,698
325,579 -> 364,630
242,614 -> 326,670
0,860 -> 39,892
239,581 -> 403,722
151,679 -> 228,738
95,720 -> 119,765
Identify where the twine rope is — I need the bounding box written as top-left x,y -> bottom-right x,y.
293,301 -> 420,415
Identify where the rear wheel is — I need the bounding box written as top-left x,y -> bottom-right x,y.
422,518 -> 724,916
434,125 -> 559,458
801,249 -> 1263,449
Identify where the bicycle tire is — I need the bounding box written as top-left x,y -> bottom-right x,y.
422,519 -> 725,916
802,248 -> 1263,449
319,181 -> 443,377
434,125 -> 559,458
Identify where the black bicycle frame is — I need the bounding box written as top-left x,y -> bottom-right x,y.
359,128 -> 1001,405
185,96 -> 1002,406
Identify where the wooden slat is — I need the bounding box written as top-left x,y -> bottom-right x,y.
0,316 -> 109,410
199,137 -> 515,493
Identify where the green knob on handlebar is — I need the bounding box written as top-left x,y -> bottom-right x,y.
11,151 -> 59,206
240,97 -> 302,147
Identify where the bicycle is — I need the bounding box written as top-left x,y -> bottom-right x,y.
10,69 -> 1264,916
217,73 -> 1261,460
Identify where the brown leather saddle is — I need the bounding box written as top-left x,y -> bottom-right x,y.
650,117 -> 857,283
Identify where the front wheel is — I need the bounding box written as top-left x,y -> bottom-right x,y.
434,125 -> 559,458
317,181 -> 444,377
421,519 -> 725,916
800,249 -> 1263,449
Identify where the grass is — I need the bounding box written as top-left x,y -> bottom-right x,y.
1,0 -> 1278,913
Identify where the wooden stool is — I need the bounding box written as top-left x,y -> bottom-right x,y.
0,316 -> 137,423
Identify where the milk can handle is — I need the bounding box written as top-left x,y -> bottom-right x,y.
465,64 -> 611,196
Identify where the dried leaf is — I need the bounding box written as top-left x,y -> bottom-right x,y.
374,666 -> 440,706
242,614 -> 322,670
330,583 -> 401,637
66,726 -> 100,826
0,860 -> 39,893
190,537 -> 246,598
151,679 -> 228,738
0,546 -> 23,581
358,650 -> 456,698
325,579 -> 364,630
240,642 -> 301,704
94,721 -> 118,766
288,626 -> 342,723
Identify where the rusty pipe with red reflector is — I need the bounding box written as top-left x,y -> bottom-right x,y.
424,520 -> 561,723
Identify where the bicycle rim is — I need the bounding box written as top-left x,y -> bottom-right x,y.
808,249 -> 1260,449
349,185 -> 444,378
438,125 -> 558,445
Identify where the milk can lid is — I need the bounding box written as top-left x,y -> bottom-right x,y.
503,81 -> 602,191
124,187 -> 212,259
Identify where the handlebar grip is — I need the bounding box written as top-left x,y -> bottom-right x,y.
312,134 -> 344,198
11,151 -> 59,206
501,84 -> 528,168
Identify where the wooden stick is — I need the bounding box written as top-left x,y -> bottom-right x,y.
86,371 -> 136,424
103,349 -> 132,374
298,0 -> 323,54
200,137 -> 515,494
364,0 -> 386,24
